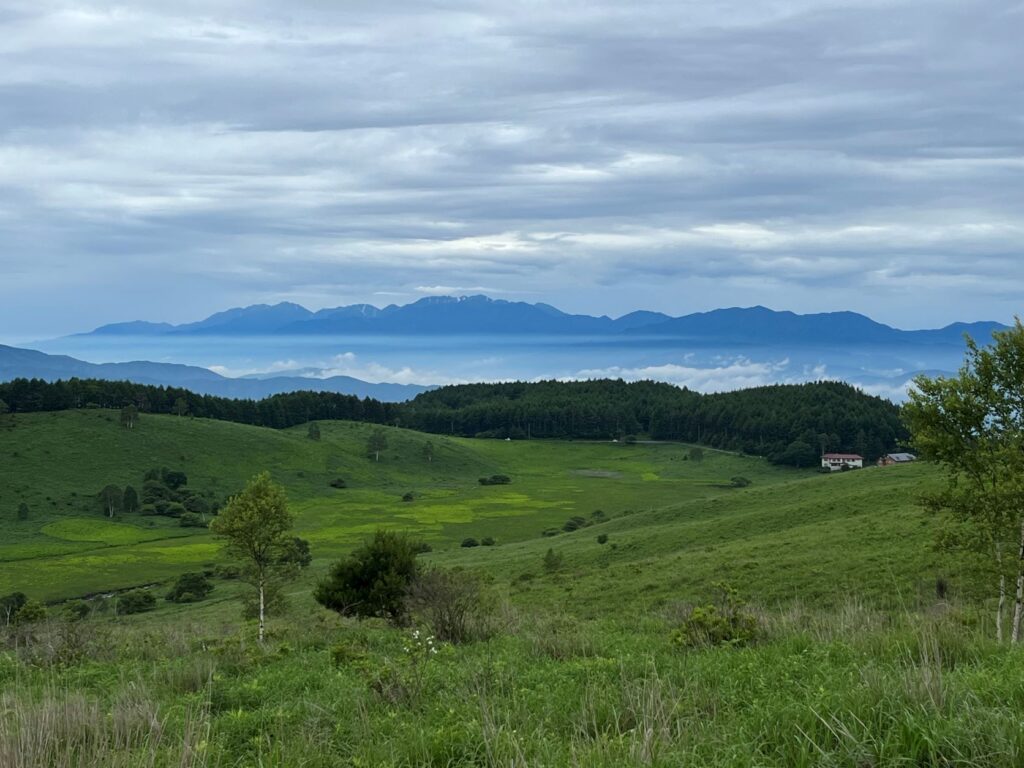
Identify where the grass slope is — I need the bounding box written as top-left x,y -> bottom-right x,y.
0,411 -> 799,600
6,411 -> 1016,767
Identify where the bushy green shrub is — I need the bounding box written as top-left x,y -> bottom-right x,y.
481,537 -> 495,546
562,515 -> 589,532
460,538 -> 479,548
118,590 -> 156,615
315,530 -> 418,624
329,478 -> 347,489
166,573 -> 214,603
62,600 -> 91,621
597,533 -> 609,544
179,512 -> 207,528
214,564 -> 241,579
730,476 -> 752,488
673,583 -> 760,648
13,599 -> 46,625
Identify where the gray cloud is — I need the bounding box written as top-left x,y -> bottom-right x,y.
0,0 -> 1021,339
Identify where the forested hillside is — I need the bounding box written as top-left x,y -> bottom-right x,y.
0,377 -> 907,465
402,380 -> 908,464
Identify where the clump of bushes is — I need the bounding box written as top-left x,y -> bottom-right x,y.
406,568 -> 489,644
402,492 -> 415,502
673,583 -> 760,648
730,476 -> 752,488
461,538 -> 479,548
118,589 -> 156,615
562,515 -> 589,532
0,592 -> 46,625
481,537 -> 495,547
179,512 -> 207,528
330,478 -> 348,489
597,533 -> 608,544
213,564 -> 241,579
166,572 -> 214,603
62,600 -> 91,622
478,475 -> 511,486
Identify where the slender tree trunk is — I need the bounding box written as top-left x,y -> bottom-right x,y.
258,574 -> 266,643
998,579 -> 1006,644
1012,519 -> 1024,644
996,542 -> 1005,643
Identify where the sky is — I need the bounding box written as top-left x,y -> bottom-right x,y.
1,0 -> 1022,339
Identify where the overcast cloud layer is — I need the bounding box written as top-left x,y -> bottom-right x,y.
1,0 -> 1022,338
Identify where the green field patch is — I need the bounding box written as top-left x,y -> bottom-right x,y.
142,541 -> 221,563
41,518 -> 179,546
0,540 -> 93,561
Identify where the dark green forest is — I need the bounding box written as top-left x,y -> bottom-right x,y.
0,377 -> 906,466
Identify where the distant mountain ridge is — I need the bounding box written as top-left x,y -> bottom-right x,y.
0,345 -> 427,402
79,295 -> 1007,346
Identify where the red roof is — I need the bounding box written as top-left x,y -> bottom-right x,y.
823,453 -> 863,460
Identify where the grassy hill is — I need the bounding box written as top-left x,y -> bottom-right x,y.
0,410 -> 803,601
5,409 -> 1020,767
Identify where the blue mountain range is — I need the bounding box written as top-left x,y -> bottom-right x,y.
82,295 -> 1006,346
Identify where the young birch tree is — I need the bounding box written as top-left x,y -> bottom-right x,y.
905,320 -> 1024,642
210,472 -> 295,642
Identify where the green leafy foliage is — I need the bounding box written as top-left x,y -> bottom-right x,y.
315,530 -> 418,624
166,572 -> 214,603
673,583 -> 760,648
117,590 -> 156,615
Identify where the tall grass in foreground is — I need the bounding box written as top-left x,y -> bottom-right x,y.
3,599 -> 1024,767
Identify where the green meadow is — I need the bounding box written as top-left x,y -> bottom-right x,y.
1,410 -> 802,601
4,409 -> 1017,767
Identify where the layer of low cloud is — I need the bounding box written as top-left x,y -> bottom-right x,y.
1,0 -> 1022,339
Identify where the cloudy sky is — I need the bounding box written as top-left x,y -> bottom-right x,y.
2,0 -> 1022,338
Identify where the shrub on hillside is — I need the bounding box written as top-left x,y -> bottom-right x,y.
142,480 -> 173,505
481,537 -> 495,546
166,573 -> 214,603
214,564 -> 241,580
461,538 -> 479,548
406,568 -> 486,644
402,492 -> 415,502
315,530 -> 419,624
673,583 -> 760,649
118,590 -> 156,615
562,515 -> 589,532
1,592 -> 28,624
179,512 -> 207,528
329,478 -> 348,489
730,476 -> 752,488
478,475 -> 512,486
13,599 -> 46,625
62,600 -> 91,622
597,533 -> 608,544
161,469 -> 188,490
183,495 -> 211,515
